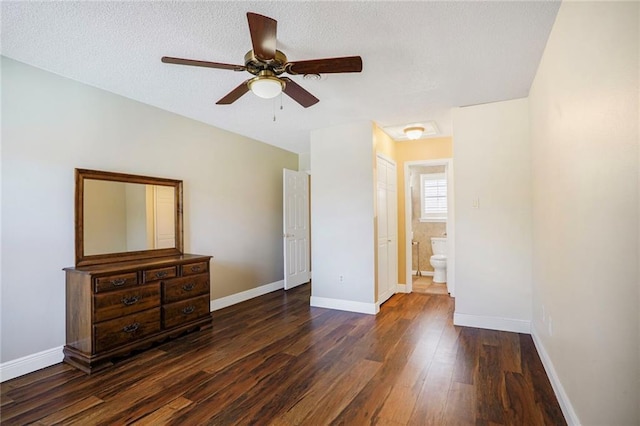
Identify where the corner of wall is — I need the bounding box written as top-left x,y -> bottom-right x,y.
453,312 -> 531,334
530,325 -> 581,425
298,152 -> 311,173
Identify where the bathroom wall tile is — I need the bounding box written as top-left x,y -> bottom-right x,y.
410,166 -> 446,272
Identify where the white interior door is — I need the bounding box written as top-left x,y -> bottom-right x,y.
377,156 -> 398,304
154,185 -> 175,249
283,169 -> 310,290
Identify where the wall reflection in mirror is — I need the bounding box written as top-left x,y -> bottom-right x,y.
83,180 -> 176,256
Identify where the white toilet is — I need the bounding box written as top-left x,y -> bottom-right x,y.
430,237 -> 447,283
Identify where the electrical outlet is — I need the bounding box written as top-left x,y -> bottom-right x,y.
339,275 -> 344,282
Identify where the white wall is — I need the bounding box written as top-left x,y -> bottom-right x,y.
1,57 -> 298,365
298,152 -> 311,173
452,98 -> 532,332
529,2 -> 639,424
309,122 -> 376,313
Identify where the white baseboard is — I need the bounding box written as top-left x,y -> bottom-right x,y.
453,312 -> 531,334
411,270 -> 434,277
0,346 -> 64,383
396,284 -> 409,293
210,280 -> 284,311
2,280 -> 287,382
531,326 -> 581,425
310,296 -> 378,315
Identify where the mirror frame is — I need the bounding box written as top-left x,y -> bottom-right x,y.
75,168 -> 184,267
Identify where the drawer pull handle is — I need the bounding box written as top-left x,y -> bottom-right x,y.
182,283 -> 195,291
190,266 -> 201,272
110,278 -> 127,287
182,306 -> 195,315
121,296 -> 139,306
123,323 -> 140,333
155,271 -> 168,279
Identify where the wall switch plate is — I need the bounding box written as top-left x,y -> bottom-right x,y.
472,198 -> 480,209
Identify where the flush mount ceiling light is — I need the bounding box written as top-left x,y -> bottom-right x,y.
403,126 -> 425,140
381,121 -> 439,141
248,72 -> 284,99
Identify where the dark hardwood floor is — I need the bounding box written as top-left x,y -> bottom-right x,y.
0,284 -> 566,425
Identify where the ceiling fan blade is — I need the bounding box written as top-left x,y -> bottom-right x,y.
247,12 -> 277,61
216,80 -> 251,105
285,56 -> 363,75
162,56 -> 245,71
281,78 -> 319,108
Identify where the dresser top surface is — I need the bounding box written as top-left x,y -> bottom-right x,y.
64,253 -> 212,275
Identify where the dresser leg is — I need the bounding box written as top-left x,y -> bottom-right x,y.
63,347 -> 114,374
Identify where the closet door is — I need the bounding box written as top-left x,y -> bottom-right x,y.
377,156 -> 397,305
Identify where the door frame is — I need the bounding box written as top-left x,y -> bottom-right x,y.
404,158 -> 455,296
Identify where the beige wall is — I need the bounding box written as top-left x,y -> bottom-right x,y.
409,166 -> 446,273
396,137 -> 453,285
1,57 -> 298,363
529,2 -> 639,424
124,183 -> 149,252
83,180 -> 127,255
373,124 -> 396,160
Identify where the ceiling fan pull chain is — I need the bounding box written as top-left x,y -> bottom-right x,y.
273,97 -> 277,122
280,92 -> 283,110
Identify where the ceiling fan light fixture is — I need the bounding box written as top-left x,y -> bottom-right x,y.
404,126 -> 425,140
248,75 -> 284,99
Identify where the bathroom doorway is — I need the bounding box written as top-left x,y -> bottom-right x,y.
404,159 -> 455,296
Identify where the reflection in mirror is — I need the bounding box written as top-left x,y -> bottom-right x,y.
75,168 -> 183,266
83,180 -> 176,256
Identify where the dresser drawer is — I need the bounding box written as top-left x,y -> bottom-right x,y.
162,275 -> 209,304
181,261 -> 209,276
94,308 -> 160,353
143,266 -> 177,282
94,284 -> 160,323
162,295 -> 210,329
94,272 -> 138,293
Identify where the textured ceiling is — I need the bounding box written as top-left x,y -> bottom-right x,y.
1,1 -> 560,154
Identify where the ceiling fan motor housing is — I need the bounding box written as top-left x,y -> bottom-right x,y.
244,50 -> 288,75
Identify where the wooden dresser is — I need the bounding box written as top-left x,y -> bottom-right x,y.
63,254 -> 212,373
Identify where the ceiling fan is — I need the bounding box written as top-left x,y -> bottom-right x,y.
162,12 -> 363,108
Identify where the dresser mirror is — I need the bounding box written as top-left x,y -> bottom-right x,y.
75,169 -> 183,266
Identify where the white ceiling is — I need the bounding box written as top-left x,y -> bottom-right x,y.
1,1 -> 560,154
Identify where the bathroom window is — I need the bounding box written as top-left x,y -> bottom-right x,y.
420,173 -> 447,222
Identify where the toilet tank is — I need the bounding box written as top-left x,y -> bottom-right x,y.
431,237 -> 447,255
